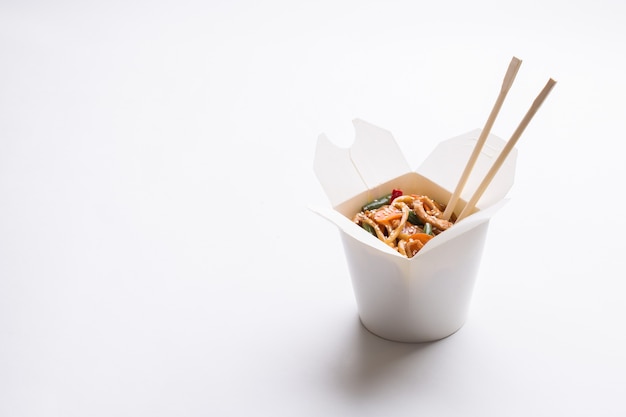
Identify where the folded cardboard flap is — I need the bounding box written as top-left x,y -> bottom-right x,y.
309,205 -> 401,257
314,119 -> 411,208
313,133 -> 366,208
314,119 -> 516,211
349,119 -> 411,190
417,129 -> 516,210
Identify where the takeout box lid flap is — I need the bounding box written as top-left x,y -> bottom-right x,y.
314,119 -> 411,207
314,120 -> 516,209
417,129 -> 517,209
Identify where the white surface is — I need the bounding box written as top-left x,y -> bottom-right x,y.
1,1 -> 625,416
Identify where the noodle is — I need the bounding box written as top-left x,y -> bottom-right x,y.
352,190 -> 455,258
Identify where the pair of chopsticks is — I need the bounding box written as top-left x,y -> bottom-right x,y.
442,57 -> 556,223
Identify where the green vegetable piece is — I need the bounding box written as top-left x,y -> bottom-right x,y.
362,193 -> 392,211
407,211 -> 423,225
362,223 -> 376,236
423,222 -> 433,236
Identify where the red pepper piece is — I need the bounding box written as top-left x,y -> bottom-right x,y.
391,188 -> 403,202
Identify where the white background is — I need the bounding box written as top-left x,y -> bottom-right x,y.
1,1 -> 625,416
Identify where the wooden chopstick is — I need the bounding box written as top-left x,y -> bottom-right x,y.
455,77 -> 557,222
443,56 -> 522,220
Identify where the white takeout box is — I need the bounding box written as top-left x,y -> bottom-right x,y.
312,119 -> 516,342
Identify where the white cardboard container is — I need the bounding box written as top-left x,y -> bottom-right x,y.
312,119 -> 517,343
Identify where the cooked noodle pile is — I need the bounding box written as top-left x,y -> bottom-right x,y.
352,191 -> 455,258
